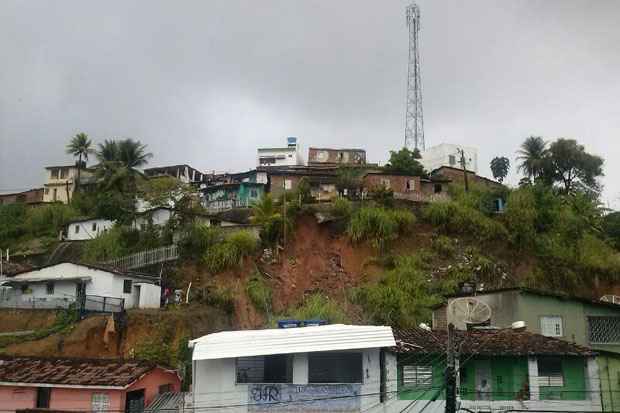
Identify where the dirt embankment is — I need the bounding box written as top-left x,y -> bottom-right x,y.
0,310 -> 58,333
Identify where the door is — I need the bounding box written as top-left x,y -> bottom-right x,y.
133,285 -> 141,309
125,389 -> 145,413
475,361 -> 492,401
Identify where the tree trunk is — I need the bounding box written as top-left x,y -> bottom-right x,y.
75,153 -> 82,194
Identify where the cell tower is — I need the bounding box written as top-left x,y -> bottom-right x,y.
404,2 -> 425,151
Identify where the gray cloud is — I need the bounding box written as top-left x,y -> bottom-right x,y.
1,0 -> 618,207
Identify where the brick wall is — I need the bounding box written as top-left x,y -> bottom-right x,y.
363,174 -> 421,194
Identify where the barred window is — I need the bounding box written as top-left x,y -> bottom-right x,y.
91,393 -> 110,413
538,357 -> 564,387
588,316 -> 620,344
402,364 -> 433,388
540,316 -> 563,337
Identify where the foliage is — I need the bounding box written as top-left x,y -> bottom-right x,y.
81,225 -> 170,262
384,147 -> 426,176
251,194 -> 289,246
448,181 -> 509,215
335,167 -> 364,198
603,211 -> 620,250
490,156 -> 510,183
546,138 -> 604,194
331,198 -> 353,220
503,188 -> 538,250
0,204 -> 27,248
517,136 -> 548,180
203,231 -> 258,273
134,338 -> 172,365
0,308 -> 78,349
203,284 -> 235,314
353,255 -> 440,328
25,204 -> 79,238
348,207 -> 415,251
93,191 -> 137,224
66,132 -> 94,192
178,224 -> 221,259
286,293 -> 349,324
430,235 -> 458,257
246,272 -> 272,314
295,177 -> 313,204
370,186 -> 395,208
422,201 -> 507,242
95,138 -> 153,193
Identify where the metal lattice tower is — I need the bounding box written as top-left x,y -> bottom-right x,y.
404,2 -> 425,151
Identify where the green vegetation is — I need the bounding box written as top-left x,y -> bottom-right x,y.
384,147 -> 426,176
335,167 -> 364,198
603,211 -> 620,250
348,206 -> 415,251
0,308 -> 78,349
331,197 -> 353,220
203,231 -> 258,273
422,201 -> 507,242
246,272 -> 272,314
251,194 -> 290,247
490,156 -> 510,183
178,224 -> 221,260
66,132 -> 94,192
285,293 -> 349,324
81,225 -> 171,262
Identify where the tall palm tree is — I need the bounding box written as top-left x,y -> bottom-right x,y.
66,132 -> 94,192
490,156 -> 510,183
95,138 -> 153,192
516,136 -> 548,180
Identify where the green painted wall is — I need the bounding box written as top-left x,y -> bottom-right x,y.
517,292 -> 620,354
238,183 -> 264,204
539,357 -> 586,401
598,353 -> 620,411
397,355 -> 446,401
459,357 -> 528,401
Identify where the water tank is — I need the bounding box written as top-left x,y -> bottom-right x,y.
287,137 -> 298,147
511,321 -> 526,331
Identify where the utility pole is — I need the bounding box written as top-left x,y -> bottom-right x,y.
457,148 -> 469,192
445,323 -> 457,413
282,179 -> 287,249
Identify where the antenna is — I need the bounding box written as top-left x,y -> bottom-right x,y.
404,2 -> 425,151
449,297 -> 492,327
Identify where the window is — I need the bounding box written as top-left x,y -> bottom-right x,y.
236,355 -> 293,383
250,189 -> 258,198
21,285 -> 30,294
51,169 -> 59,179
36,387 -> 51,408
402,364 -> 432,388
540,316 -> 563,337
538,357 -> 564,387
448,155 -> 456,166
284,179 -> 292,190
308,352 -> 363,383
60,168 -> 68,179
75,225 -> 80,234
588,316 -> 620,344
380,178 -> 391,189
123,280 -> 132,294
434,184 -> 442,194
46,282 -> 54,295
53,188 -> 58,201
158,384 -> 173,394
91,393 -> 110,412
44,188 -> 49,194
260,156 -> 277,165
92,222 -> 97,231
406,179 -> 416,191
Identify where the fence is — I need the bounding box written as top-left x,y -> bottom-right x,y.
203,199 -> 251,213
103,244 -> 179,270
393,191 -> 451,203
0,290 -> 124,313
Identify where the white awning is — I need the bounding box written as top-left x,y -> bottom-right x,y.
191,324 -> 395,361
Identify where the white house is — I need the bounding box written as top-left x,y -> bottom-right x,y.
133,207 -> 174,231
420,143 -> 479,174
0,262 -> 161,310
63,218 -> 115,241
188,324 -> 397,413
257,137 -> 304,168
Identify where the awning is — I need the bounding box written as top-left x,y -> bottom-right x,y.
191,324 -> 395,361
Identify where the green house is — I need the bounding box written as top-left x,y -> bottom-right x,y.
393,327 -> 604,412
200,182 -> 265,212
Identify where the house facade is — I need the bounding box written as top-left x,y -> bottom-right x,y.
0,262 -> 161,310
189,324 -> 396,412
420,143 -> 479,173
143,164 -> 206,185
257,137 -> 304,168
393,327 -> 604,412
267,167 -> 339,201
201,183 -> 265,213
0,356 -> 180,413
43,165 -> 95,204
307,147 -> 366,166
63,218 -> 115,241
363,173 -> 450,203
0,188 -> 44,206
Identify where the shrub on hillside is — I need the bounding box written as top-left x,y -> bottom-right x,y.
286,293 -> 349,324
503,188 -> 538,250
348,207 -> 415,251
430,235 -> 458,257
203,231 -> 258,273
422,201 -> 507,242
81,226 -> 127,262
25,204 -> 78,237
0,204 -> 27,248
246,273 -> 272,314
178,224 -> 221,259
331,198 -> 353,220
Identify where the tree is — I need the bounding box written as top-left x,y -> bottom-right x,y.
490,156 -> 510,183
66,132 -> 94,193
95,138 -> 153,192
546,138 -> 604,194
250,194 -> 289,246
603,211 -> 620,250
517,136 -> 548,180
335,167 -> 363,198
384,147 -> 426,176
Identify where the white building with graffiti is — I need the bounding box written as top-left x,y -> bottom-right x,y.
189,324 -> 399,412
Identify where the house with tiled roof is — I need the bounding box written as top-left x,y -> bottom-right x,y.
0,356 -> 180,412
392,327 -> 604,412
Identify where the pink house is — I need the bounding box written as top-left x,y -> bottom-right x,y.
0,356 -> 181,413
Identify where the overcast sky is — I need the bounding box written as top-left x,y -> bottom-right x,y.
1,0 -> 618,208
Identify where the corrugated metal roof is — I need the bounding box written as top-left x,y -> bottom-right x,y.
145,392 -> 186,412
191,324 -> 395,360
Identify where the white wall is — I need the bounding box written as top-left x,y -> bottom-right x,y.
257,147 -> 303,167
11,263 -> 158,309
65,219 -> 114,241
136,282 -> 162,308
420,143 -> 479,173
192,348 -> 387,412
134,208 -> 173,230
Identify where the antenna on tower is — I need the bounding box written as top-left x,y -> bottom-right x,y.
405,2 -> 425,152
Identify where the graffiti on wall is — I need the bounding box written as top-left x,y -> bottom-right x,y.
248,383 -> 361,412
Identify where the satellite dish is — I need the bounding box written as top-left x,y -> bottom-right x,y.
449,297 -> 492,326
601,295 -> 620,305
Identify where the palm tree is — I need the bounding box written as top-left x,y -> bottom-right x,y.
95,138 -> 153,192
250,194 -> 288,246
516,136 -> 548,180
66,132 -> 94,192
490,156 -> 510,183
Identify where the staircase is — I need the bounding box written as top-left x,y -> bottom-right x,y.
103,244 -> 179,271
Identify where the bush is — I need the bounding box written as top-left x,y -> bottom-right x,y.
422,201 -> 507,242
348,207 -> 415,251
286,293 -> 349,324
178,224 -> 221,259
203,231 -> 258,273
81,226 -> 127,262
503,188 -> 538,250
25,204 -> 78,237
203,284 -> 235,314
246,273 -> 272,314
0,204 -> 27,248
431,235 -> 457,257
331,198 -> 353,220
134,338 -> 172,366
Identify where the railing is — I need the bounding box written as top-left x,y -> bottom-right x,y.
203,199 -> 251,213
103,244 -> 179,270
393,191 -> 451,203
